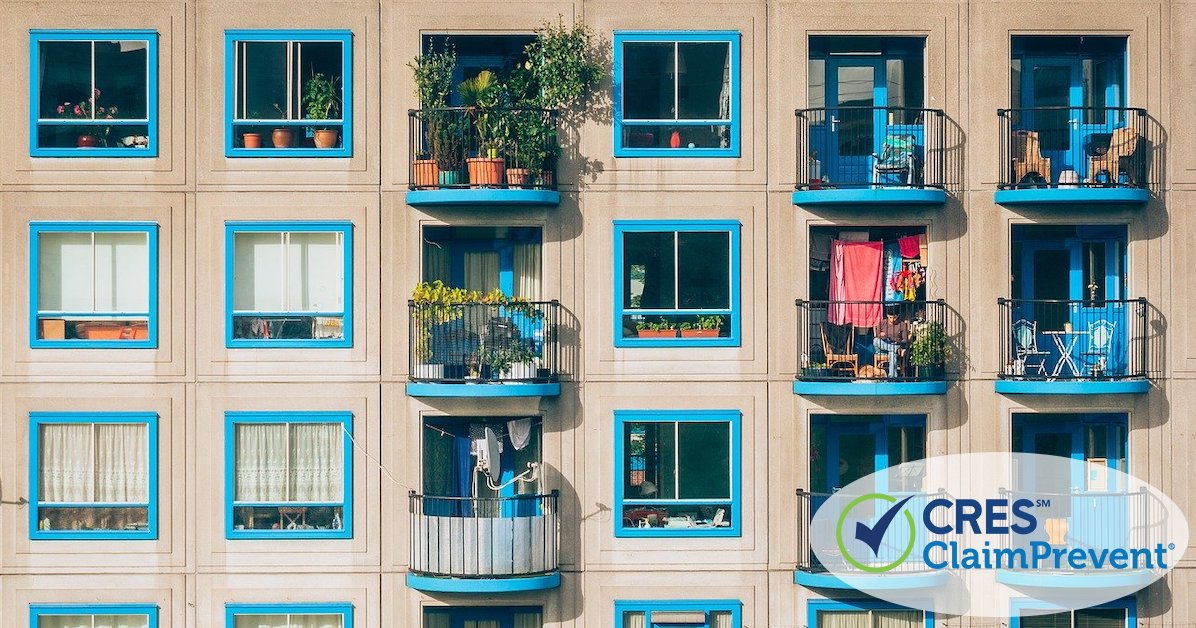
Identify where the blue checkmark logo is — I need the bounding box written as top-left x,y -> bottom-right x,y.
835,493 -> 918,573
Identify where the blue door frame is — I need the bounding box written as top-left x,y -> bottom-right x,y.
428,607 -> 541,628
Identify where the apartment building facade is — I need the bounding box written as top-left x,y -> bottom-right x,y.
0,0 -> 1193,627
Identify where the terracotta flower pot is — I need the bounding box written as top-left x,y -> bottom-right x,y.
313,129 -> 339,149
242,133 -> 262,148
271,128 -> 294,148
679,328 -> 720,338
412,159 -> 440,189
76,134 -> 99,148
506,168 -> 532,188
466,157 -> 505,188
637,329 -> 677,338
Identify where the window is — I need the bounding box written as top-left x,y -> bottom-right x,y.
29,412 -> 158,540
423,607 -> 542,628
226,604 -> 352,628
615,600 -> 741,628
1012,601 -> 1132,628
613,31 -> 740,157
30,222 -> 158,348
809,601 -> 928,628
225,30 -> 353,157
30,604 -> 158,628
30,30 -> 158,157
614,220 -> 740,347
615,410 -> 740,537
225,222 -> 352,348
422,226 -> 542,298
225,411 -> 352,539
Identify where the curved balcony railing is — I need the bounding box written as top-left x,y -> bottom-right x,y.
997,298 -> 1148,380
797,489 -> 948,574
796,299 -> 950,382
409,492 -> 559,579
408,300 -> 560,384
795,107 -> 946,191
997,107 -> 1154,190
408,107 -> 559,191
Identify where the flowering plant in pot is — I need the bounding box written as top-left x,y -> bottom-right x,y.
57,89 -> 117,147
303,73 -> 342,149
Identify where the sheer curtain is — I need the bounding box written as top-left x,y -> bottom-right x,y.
514,243 -> 542,300
423,613 -> 451,628
40,615 -> 149,628
234,423 -> 289,501
290,423 -> 343,501
423,242 -> 452,285
95,424 -> 149,502
235,423 -> 342,502
464,251 -> 500,293
513,611 -> 543,628
818,611 -> 870,628
621,612 -> 645,628
874,610 -> 922,628
289,614 -> 344,628
39,423 -> 94,501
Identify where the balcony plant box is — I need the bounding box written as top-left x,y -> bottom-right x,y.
467,155 -> 505,187
637,329 -> 677,338
75,321 -> 148,340
679,315 -> 723,338
506,168 -> 532,188
680,328 -> 719,338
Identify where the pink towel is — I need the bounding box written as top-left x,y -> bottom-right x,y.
898,235 -> 921,258
828,240 -> 884,327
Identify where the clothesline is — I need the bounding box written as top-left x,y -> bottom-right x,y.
424,418 -> 542,440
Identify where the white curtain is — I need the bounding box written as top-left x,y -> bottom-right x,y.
40,423 -> 147,504
710,611 -> 734,628
423,241 -> 452,285
234,615 -> 288,628
463,622 -> 500,628
464,251 -> 500,293
513,612 -> 542,628
423,613 -> 450,628
95,424 -> 149,502
39,615 -> 148,628
38,232 -> 148,313
621,612 -> 645,628
233,232 -> 343,313
514,243 -> 542,300
234,423 -> 289,501
235,423 -> 342,503
818,611 -> 870,628
290,423 -> 343,502
289,614 -> 343,628
39,423 -> 94,502
94,616 -> 151,628
874,611 -> 922,628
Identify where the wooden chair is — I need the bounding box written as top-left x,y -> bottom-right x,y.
1011,130 -> 1051,185
1089,126 -> 1139,184
820,322 -> 858,377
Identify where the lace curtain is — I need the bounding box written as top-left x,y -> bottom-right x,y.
234,423 -> 343,502
232,614 -> 343,628
39,423 -> 148,503
39,615 -> 149,628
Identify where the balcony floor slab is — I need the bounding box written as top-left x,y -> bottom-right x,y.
792,187 -> 947,206
793,380 -> 948,396
794,570 -> 949,590
996,568 -> 1154,590
406,381 -> 561,397
406,188 -> 561,207
406,572 -> 561,593
994,187 -> 1149,206
994,379 -> 1149,395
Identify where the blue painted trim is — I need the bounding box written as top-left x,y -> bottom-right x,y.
795,570 -> 949,590
224,411 -> 353,540
999,569 -> 1154,589
994,187 -> 1149,206
1009,597 -> 1136,628
224,221 -> 353,349
405,188 -> 561,207
29,222 -> 160,349
613,220 -> 741,348
793,380 -> 947,396
613,31 -> 741,158
225,603 -> 353,628
29,412 -> 159,541
807,599 -> 933,628
613,409 -> 742,538
791,188 -> 948,206
224,30 -> 353,158
31,604 -> 160,628
405,382 -> 561,398
406,572 -> 561,593
614,599 -> 743,628
29,30 -> 159,158
995,378 -> 1149,395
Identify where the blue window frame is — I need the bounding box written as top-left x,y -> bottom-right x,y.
423,606 -> 543,628
225,221 -> 353,348
30,221 -> 159,349
613,31 -> 741,158
614,220 -> 741,347
1010,598 -> 1134,628
225,603 -> 353,628
615,600 -> 742,628
30,604 -> 159,628
224,30 -> 353,157
225,411 -> 353,540
614,409 -> 741,538
29,412 -> 158,541
29,30 -> 159,158
808,600 -> 932,628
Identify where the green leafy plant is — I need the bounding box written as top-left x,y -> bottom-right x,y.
303,73 -> 342,123
479,344 -> 538,378
409,46 -> 463,172
635,317 -> 675,332
459,70 -> 504,156
697,314 -> 724,330
410,280 -> 471,362
909,321 -> 951,367
525,17 -> 605,112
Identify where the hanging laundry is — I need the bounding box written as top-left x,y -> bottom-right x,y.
884,241 -> 903,302
809,231 -> 833,272
898,235 -> 921,258
828,240 -> 884,327
507,418 -> 533,451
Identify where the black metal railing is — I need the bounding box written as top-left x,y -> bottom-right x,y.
795,107 -> 946,190
796,488 -> 947,573
796,300 -> 950,381
995,488 -> 1153,571
408,107 -> 559,191
997,107 -> 1155,190
997,298 -> 1147,380
409,491 -> 559,578
408,300 -> 560,384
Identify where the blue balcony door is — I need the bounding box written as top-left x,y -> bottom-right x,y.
821,59 -> 886,183
426,607 -> 542,628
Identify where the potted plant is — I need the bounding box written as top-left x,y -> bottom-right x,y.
57,89 -> 117,147
270,104 -> 294,148
635,317 -> 677,339
303,73 -> 342,149
242,132 -> 262,148
801,362 -> 831,378
410,45 -> 461,187
909,321 -> 951,380
680,314 -> 723,338
410,280 -> 472,379
459,70 -> 505,187
479,344 -> 538,381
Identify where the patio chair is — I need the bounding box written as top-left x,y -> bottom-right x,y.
872,134 -> 920,186
1011,130 -> 1052,186
820,322 -> 858,377
1081,319 -> 1116,376
1089,126 -> 1140,185
1012,318 -> 1049,375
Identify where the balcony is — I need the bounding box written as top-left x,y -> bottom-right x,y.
795,489 -> 949,590
996,298 -> 1150,394
994,489 -> 1156,590
793,107 -> 948,206
407,300 -> 561,397
406,107 -> 560,207
995,107 -> 1154,205
794,300 -> 950,396
407,492 -> 560,593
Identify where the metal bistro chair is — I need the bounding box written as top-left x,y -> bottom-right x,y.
1012,319 -> 1049,376
1082,320 -> 1116,377
873,134 -> 920,187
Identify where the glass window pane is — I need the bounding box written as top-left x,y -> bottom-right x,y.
39,232 -> 96,311
234,615 -> 290,628
93,615 -> 151,628
94,40 -> 149,119
677,421 -> 730,499
241,41 -> 289,119
622,611 -> 646,628
233,423 -> 290,502
290,613 -> 344,628
623,232 -> 676,309
38,616 -> 94,628
38,41 -> 92,119
93,232 -> 150,313
808,58 -> 825,109
233,232 -> 285,312
676,42 -> 731,120
288,423 -> 343,502
298,41 -> 345,121
39,423 -> 95,502
1021,613 -> 1070,628
626,422 -> 676,499
286,232 -> 343,312
623,42 -> 675,120
1076,608 -> 1126,628
817,610 -> 870,628
677,231 -> 730,309
94,423 -> 149,503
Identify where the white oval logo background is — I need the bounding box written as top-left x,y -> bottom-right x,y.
807,453 -> 1189,617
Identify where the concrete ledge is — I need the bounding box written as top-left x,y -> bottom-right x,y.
406,188 -> 560,207
794,570 -> 949,590
793,380 -> 948,396
406,382 -> 561,398
994,187 -> 1149,206
792,187 -> 947,206
994,379 -> 1149,395
406,572 -> 561,593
